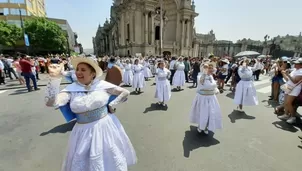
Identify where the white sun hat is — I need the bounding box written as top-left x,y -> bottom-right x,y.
221,58 -> 229,64
71,56 -> 103,78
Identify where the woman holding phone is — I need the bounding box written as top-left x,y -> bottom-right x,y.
234,57 -> 258,112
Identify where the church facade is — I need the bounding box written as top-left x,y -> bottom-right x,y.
93,0 -> 199,57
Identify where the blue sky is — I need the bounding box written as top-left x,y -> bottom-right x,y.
46,0 -> 302,49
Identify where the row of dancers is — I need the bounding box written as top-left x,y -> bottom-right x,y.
118,57 -> 186,94
47,55 -> 258,170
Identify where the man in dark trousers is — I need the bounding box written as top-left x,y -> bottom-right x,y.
169,57 -> 176,85
184,57 -> 191,82
19,54 -> 39,92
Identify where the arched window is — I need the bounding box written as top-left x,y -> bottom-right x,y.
155,26 -> 160,40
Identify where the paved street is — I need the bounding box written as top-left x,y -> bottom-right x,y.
0,76 -> 302,171
0,74 -> 70,90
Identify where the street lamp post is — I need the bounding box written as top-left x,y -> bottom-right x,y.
65,34 -> 70,56
18,4 -> 28,54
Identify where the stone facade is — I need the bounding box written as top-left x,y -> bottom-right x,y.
93,0 -> 198,57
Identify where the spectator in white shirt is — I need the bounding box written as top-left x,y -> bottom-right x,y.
217,58 -> 229,91
169,57 -> 177,85
253,58 -> 263,81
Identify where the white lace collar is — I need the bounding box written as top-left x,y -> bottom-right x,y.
61,79 -> 116,92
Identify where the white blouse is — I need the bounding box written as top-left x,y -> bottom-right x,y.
287,68 -> 302,87
156,68 -> 171,79
175,62 -> 185,71
238,66 -> 254,79
124,64 -> 132,71
197,74 -> 217,90
44,78 -> 130,114
132,64 -> 144,73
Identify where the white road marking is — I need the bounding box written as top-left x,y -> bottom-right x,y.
257,86 -> 272,94
248,138 -> 276,161
254,76 -> 272,94
253,79 -> 270,86
0,90 -> 7,94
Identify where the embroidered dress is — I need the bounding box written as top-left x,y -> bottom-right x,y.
189,73 -> 222,132
234,66 -> 258,106
123,64 -> 133,86
143,61 -> 153,78
132,64 -> 145,89
45,78 -> 137,171
155,68 -> 171,102
172,62 -> 186,87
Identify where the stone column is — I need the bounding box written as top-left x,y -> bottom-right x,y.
144,12 -> 149,45
129,11 -> 134,43
181,20 -> 185,48
120,13 -> 125,46
132,11 -> 135,43
151,12 -> 155,45
186,20 -> 190,47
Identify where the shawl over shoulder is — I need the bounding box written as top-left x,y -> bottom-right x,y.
105,65 -> 122,86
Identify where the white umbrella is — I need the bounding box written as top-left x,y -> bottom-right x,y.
235,51 -> 260,57
257,54 -> 266,58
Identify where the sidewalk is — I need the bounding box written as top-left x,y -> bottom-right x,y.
0,74 -> 70,90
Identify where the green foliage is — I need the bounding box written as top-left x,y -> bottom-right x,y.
0,21 -> 22,47
24,17 -> 67,52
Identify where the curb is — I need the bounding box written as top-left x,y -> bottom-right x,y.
0,82 -> 71,91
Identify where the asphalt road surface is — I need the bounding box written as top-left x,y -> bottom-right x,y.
0,76 -> 301,171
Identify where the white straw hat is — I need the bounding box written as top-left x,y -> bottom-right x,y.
71,56 -> 103,78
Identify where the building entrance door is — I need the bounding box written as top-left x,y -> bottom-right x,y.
163,51 -> 171,57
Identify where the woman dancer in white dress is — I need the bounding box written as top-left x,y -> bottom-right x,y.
189,62 -> 222,134
117,58 -> 125,79
150,58 -> 157,76
154,60 -> 171,106
234,58 -> 258,111
45,57 -> 137,171
132,58 -> 145,93
172,57 -> 186,90
61,64 -> 77,83
143,59 -> 153,80
123,59 -> 133,86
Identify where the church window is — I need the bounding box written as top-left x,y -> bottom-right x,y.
126,23 -> 130,41
155,26 -> 160,40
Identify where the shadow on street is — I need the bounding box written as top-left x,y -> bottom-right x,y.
171,88 -> 184,92
272,120 -> 302,133
182,126 -> 220,158
228,110 -> 256,123
225,92 -> 234,99
143,103 -> 168,113
8,89 -> 29,95
40,120 -> 76,136
130,91 -> 144,95
262,99 -> 279,108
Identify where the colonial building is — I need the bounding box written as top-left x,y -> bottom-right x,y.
93,0 -> 199,57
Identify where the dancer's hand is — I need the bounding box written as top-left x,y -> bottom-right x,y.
281,70 -> 287,75
48,63 -> 64,78
108,106 -> 116,114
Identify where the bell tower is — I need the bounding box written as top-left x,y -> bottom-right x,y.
181,0 -> 192,9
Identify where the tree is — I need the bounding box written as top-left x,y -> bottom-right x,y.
24,17 -> 67,52
0,21 -> 22,47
